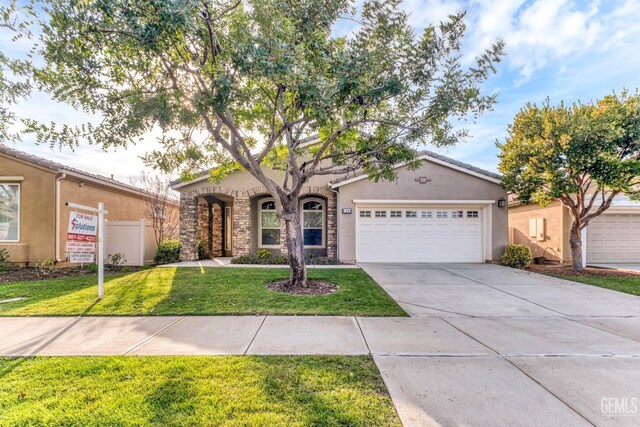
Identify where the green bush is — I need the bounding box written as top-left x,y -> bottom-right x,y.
197,240 -> 207,260
154,239 -> 181,265
0,247 -> 8,272
230,252 -> 341,266
501,244 -> 532,269
85,263 -> 99,273
305,256 -> 340,265
231,252 -> 288,265
256,249 -> 272,259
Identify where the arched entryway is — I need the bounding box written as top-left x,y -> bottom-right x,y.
196,194 -> 232,258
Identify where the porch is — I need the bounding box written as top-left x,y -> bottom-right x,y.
178,185 -> 337,262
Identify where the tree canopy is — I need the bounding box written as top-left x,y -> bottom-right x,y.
498,91 -> 640,270
2,0 -> 504,285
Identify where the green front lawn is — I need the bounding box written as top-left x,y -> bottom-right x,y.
0,267 -> 406,316
0,356 -> 401,426
549,274 -> 640,296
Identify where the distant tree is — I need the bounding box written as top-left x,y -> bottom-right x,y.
132,172 -> 179,246
498,92 -> 640,272
2,0 -> 503,288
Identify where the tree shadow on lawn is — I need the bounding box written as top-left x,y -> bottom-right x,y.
0,269 -> 171,316
151,267 -> 406,316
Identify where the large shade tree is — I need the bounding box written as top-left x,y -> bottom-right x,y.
498,92 -> 640,272
2,0 -> 503,287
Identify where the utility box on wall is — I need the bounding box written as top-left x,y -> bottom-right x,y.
528,218 -> 546,242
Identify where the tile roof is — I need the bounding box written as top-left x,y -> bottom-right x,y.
0,143 -> 151,195
170,147 -> 502,188
329,150 -> 502,186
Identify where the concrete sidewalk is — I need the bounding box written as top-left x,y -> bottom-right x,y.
4,314 -> 640,358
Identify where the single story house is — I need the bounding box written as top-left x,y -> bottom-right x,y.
171,151 -> 508,264
0,144 -> 179,266
508,195 -> 640,264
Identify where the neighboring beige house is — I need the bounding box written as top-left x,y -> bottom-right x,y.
172,151 -> 509,264
0,144 -> 179,266
508,196 -> 640,264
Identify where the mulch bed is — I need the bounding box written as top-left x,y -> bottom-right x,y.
266,279 -> 338,295
528,264 -> 640,278
0,266 -> 144,284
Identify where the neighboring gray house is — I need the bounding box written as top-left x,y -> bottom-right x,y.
171,151 -> 508,264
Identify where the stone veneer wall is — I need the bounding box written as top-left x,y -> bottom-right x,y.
179,185 -> 337,261
212,204 -> 223,257
197,199 -> 211,258
179,196 -> 198,261
232,197 -> 251,257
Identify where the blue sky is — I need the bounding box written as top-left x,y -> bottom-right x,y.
4,0 -> 640,181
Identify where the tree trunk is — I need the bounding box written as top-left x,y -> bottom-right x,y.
569,222 -> 584,272
283,202 -> 308,288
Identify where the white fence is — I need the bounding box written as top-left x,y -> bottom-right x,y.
105,220 -> 158,266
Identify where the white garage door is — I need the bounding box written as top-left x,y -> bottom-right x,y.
587,214 -> 640,263
356,207 -> 484,263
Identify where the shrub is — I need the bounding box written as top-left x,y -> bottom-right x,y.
501,244 -> 532,269
106,253 -> 127,269
197,240 -> 207,260
33,258 -> 55,278
256,249 -> 272,259
154,239 -> 181,265
305,256 -> 340,265
85,263 -> 99,273
231,252 -> 288,265
0,248 -> 8,272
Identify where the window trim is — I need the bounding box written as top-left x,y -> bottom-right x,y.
301,197 -> 326,249
258,198 -> 280,248
0,182 -> 20,243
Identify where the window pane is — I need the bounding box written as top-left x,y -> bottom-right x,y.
303,211 -> 322,228
0,184 -> 19,241
303,201 -> 323,211
359,210 -> 371,218
304,228 -> 323,246
261,201 -> 276,210
261,211 -> 279,228
261,228 -> 280,246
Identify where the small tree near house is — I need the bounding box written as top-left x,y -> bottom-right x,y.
498,92 -> 640,272
3,0 -> 503,288
131,172 -> 179,246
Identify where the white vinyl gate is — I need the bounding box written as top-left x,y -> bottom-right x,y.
356,207 -> 484,263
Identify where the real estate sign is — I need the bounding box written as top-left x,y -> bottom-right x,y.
67,211 -> 98,263
68,252 -> 95,263
65,241 -> 96,253
67,211 -> 97,242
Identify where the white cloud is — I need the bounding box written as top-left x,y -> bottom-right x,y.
400,0 -> 463,29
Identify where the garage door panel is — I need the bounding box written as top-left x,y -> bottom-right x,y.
587,214 -> 640,263
356,207 -> 483,263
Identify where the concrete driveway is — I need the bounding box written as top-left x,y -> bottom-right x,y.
360,263 -> 640,427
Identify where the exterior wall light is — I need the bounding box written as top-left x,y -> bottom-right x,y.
497,198 -> 506,208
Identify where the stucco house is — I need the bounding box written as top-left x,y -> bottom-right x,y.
0,144 -> 179,266
508,195 -> 640,265
172,151 -> 508,264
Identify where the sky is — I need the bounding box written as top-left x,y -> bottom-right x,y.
3,0 -> 640,182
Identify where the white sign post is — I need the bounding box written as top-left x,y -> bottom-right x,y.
65,202 -> 108,299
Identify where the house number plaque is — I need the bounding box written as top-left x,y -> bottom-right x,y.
415,176 -> 432,184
